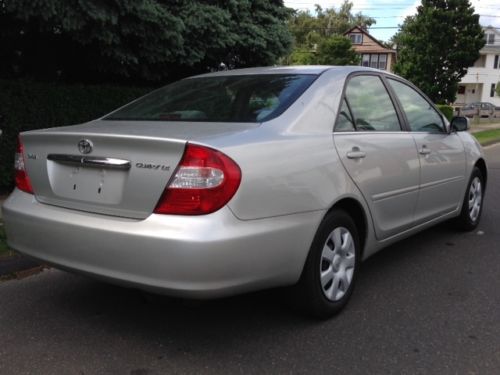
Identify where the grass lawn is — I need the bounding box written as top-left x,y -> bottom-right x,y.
473,129 -> 500,146
0,223 -> 14,258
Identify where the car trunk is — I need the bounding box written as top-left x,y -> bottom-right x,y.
21,120 -> 255,219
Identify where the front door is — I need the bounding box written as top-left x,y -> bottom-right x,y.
386,78 -> 466,224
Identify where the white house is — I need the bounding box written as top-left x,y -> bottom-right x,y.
456,26 -> 500,106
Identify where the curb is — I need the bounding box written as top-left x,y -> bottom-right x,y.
0,255 -> 42,279
480,139 -> 500,147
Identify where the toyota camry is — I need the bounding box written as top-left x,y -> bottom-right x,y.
2,66 -> 487,317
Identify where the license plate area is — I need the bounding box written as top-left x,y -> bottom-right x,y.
47,161 -> 127,204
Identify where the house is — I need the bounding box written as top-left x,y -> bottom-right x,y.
456,26 -> 500,106
343,26 -> 397,72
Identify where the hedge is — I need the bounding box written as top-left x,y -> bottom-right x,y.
0,79 -> 152,191
436,104 -> 454,121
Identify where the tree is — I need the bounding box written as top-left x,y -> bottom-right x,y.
315,36 -> 360,65
288,1 -> 375,46
393,0 -> 484,103
0,0 -> 293,83
287,0 -> 375,65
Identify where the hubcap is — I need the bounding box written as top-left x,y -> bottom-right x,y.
320,227 -> 356,301
468,177 -> 482,222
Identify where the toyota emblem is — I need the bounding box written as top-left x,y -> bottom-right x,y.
78,139 -> 93,154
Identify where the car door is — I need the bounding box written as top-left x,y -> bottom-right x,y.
334,74 -> 421,240
386,78 -> 466,225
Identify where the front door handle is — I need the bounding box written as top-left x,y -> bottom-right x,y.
347,147 -> 366,159
419,145 -> 431,155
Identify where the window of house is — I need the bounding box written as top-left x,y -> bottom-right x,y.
378,54 -> 387,70
491,83 -> 496,98
358,54 -> 390,70
457,86 -> 466,95
362,54 -> 370,67
349,33 -> 363,44
344,75 -> 401,132
388,79 -> 444,133
370,54 -> 379,68
359,54 -> 389,70
495,55 -> 499,69
485,33 -> 495,45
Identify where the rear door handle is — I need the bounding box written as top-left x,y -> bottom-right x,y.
347,147 -> 366,159
419,145 -> 431,155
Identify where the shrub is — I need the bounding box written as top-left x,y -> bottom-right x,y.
436,104 -> 454,121
0,79 -> 151,191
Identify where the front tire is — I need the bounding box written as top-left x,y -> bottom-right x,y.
295,209 -> 360,318
455,167 -> 484,231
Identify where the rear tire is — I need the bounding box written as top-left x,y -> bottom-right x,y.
294,209 -> 360,319
455,167 -> 484,231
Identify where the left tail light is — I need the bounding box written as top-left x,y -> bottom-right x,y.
154,144 -> 241,215
15,136 -> 34,194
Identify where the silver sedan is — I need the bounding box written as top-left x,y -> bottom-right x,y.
2,66 -> 487,317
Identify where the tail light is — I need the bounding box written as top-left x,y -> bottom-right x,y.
154,144 -> 241,215
15,136 -> 34,194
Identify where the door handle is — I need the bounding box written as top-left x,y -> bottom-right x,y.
419,145 -> 431,155
347,147 -> 366,159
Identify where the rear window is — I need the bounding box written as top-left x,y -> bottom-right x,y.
104,74 -> 317,123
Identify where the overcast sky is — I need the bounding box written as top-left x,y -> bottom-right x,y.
284,0 -> 500,42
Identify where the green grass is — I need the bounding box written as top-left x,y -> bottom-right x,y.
0,223 -> 13,258
473,129 -> 500,146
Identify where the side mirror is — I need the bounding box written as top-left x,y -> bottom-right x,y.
450,116 -> 470,132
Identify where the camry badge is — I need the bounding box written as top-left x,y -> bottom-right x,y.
78,139 -> 93,154
136,162 -> 171,171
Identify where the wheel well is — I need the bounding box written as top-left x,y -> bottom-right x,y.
328,198 -> 368,256
475,158 -> 487,188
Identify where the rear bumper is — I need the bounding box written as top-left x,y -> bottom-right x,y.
2,189 -> 323,298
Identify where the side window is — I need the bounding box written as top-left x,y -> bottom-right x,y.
345,75 -> 401,132
335,99 -> 355,132
388,79 -> 445,133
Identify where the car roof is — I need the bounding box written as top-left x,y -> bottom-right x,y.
191,65 -> 385,78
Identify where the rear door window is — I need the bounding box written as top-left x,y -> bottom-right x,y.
335,99 -> 356,132
343,75 -> 401,132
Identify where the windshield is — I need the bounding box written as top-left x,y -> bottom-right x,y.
104,74 -> 317,123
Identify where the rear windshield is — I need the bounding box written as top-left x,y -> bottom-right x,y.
104,74 -> 317,123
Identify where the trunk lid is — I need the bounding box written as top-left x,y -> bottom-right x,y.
22,120 -> 256,219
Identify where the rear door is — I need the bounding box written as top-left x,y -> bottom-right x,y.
334,74 -> 420,240
386,78 -> 466,224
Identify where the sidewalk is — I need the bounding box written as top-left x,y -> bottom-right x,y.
468,120 -> 500,133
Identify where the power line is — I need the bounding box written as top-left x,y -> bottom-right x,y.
290,25 -> 500,31
286,0 -> 500,7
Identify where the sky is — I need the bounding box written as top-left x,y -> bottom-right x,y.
284,0 -> 500,42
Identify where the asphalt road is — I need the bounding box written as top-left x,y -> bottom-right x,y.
1,146 -> 499,375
